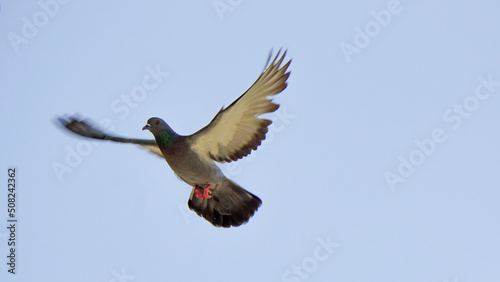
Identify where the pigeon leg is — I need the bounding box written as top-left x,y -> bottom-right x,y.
194,186 -> 204,199
193,184 -> 213,199
203,184 -> 213,199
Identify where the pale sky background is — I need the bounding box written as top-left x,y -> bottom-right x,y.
1,1 -> 500,281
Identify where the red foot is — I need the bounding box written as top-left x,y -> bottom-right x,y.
194,184 -> 213,199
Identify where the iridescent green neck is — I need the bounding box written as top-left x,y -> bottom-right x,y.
155,130 -> 179,147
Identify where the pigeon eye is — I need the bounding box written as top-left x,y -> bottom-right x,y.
155,120 -> 160,125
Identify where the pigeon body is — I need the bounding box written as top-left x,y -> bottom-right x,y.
144,118 -> 225,186
58,50 -> 291,227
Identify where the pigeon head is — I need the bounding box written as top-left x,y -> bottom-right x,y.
143,117 -> 172,134
143,117 -> 179,146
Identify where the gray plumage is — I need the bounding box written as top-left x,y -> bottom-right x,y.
58,50 -> 291,227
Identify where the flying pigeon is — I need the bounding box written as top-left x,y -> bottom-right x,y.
58,50 -> 291,227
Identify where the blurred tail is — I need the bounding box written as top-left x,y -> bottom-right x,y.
188,179 -> 262,228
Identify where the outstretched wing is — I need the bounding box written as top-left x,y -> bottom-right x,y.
57,116 -> 163,157
188,49 -> 291,163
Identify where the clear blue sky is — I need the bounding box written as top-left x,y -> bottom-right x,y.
1,1 -> 500,281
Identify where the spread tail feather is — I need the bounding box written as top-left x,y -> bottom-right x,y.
187,179 -> 262,228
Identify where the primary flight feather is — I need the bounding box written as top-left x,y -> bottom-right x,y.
58,50 -> 291,227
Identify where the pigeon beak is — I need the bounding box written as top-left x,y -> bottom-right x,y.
142,124 -> 150,131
